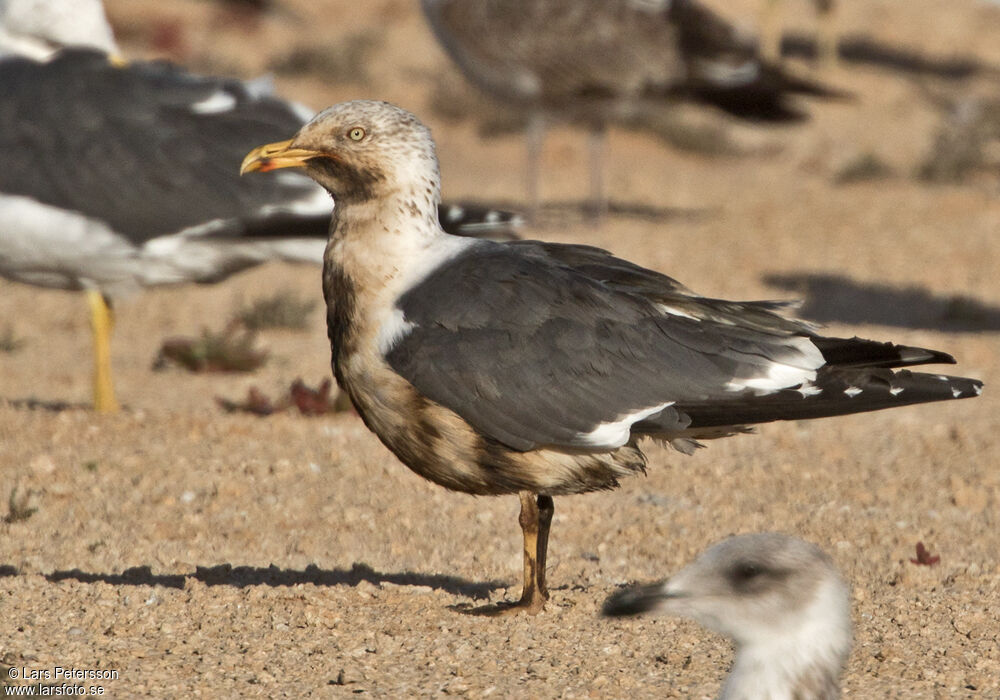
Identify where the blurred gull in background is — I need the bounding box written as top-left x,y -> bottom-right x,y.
0,0 -> 521,411
421,0 -> 841,219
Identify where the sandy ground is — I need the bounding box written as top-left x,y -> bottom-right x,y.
2,0 -> 999,696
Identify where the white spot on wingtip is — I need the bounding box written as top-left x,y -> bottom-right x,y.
699,59 -> 761,87
628,0 -> 672,12
446,205 -> 463,221
485,210 -> 500,224
190,90 -> 237,114
795,383 -> 823,397
951,387 -> 962,398
889,386 -> 904,396
973,384 -> 983,396
844,387 -> 862,398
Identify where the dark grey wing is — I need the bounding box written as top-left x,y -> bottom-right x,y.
0,48 -> 332,244
508,241 -> 811,333
386,241 -> 981,452
385,242 -> 831,451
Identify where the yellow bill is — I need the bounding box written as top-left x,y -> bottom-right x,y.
240,139 -> 325,175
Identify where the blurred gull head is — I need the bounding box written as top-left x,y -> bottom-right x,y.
603,533 -> 851,700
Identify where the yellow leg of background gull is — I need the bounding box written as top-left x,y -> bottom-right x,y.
86,289 -> 119,413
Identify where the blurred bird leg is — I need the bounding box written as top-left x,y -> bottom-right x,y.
526,112 -> 545,220
588,123 -> 607,223
760,0 -> 784,64
815,0 -> 839,71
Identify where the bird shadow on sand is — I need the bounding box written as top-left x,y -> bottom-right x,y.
448,601 -> 529,617
5,562 -> 502,601
448,586 -> 578,617
782,33 -> 1000,80
2,398 -> 92,412
763,272 -> 1000,332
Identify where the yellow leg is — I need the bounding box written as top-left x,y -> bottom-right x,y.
760,0 -> 784,64
86,289 -> 119,413
587,125 -> 608,225
511,491 -> 551,614
464,492 -> 552,616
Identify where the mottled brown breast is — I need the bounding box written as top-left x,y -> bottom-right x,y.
323,256 -> 648,497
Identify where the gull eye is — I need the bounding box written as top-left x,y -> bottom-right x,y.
730,562 -> 763,586
348,127 -> 366,141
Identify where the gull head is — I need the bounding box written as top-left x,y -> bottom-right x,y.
603,533 -> 851,652
604,534 -> 852,698
241,100 -> 441,207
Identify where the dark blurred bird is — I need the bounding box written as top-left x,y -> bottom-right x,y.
760,0 -> 839,70
420,0 -> 840,218
242,100 -> 981,614
0,0 -> 521,411
603,533 -> 851,700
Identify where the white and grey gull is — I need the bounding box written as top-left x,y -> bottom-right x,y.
0,0 -> 521,411
241,100 -> 981,614
603,533 -> 851,700
420,0 -> 842,217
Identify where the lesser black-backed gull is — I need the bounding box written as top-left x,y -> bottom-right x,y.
241,100 -> 981,614
0,0 -> 521,412
420,0 -> 840,217
604,533 -> 851,700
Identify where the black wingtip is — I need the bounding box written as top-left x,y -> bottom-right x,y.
897,346 -> 956,366
767,65 -> 852,101
687,64 -> 851,123
602,583 -> 665,618
678,370 -> 982,430
813,337 -> 958,370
